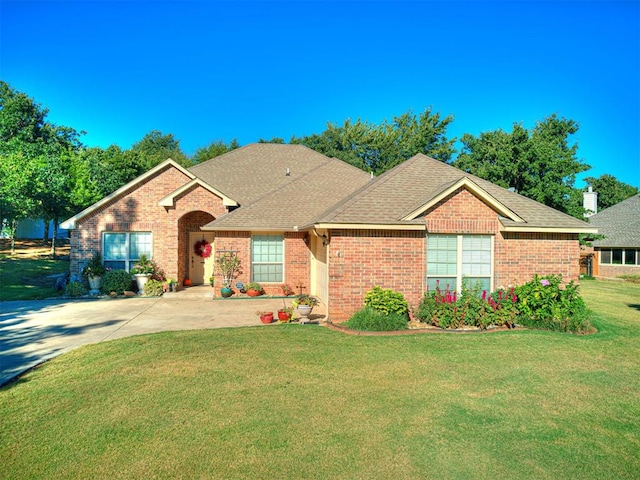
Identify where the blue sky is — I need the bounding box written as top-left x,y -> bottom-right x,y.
1,0 -> 639,188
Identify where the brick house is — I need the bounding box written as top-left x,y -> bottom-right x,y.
61,143 -> 597,322
585,194 -> 640,278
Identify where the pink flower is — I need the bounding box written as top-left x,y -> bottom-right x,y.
540,279 -> 550,287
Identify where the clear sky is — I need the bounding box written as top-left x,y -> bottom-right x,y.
1,0 -> 639,188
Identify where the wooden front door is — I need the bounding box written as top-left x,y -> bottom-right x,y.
189,232 -> 215,285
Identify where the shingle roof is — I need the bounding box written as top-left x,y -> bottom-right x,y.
589,194 -> 640,247
192,144 -> 372,231
314,154 -> 594,232
189,143 -> 363,205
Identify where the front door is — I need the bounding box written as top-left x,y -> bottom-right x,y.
310,234 -> 328,304
189,232 -> 215,285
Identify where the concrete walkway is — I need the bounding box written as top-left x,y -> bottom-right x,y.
0,287 -> 325,386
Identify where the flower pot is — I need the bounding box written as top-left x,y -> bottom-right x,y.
260,313 -> 274,324
278,311 -> 292,322
296,305 -> 313,323
88,275 -> 102,294
247,289 -> 261,297
220,287 -> 233,298
134,274 -> 152,292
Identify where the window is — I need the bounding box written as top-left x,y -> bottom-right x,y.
600,248 -> 639,266
103,232 -> 152,271
252,235 -> 283,282
427,234 -> 493,292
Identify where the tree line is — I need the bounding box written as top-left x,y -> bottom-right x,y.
1,81 -> 637,255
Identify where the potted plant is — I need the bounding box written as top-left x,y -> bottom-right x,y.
281,284 -> 294,296
246,282 -> 263,296
277,306 -> 294,322
257,311 -> 274,324
216,251 -> 241,298
130,254 -> 157,291
209,276 -> 215,288
82,252 -> 107,294
292,294 -> 319,323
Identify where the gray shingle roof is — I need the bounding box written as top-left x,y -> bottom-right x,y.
315,154 -> 594,231
589,194 -> 640,247
191,144 -> 371,231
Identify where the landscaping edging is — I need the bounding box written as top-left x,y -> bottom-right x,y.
325,322 -> 519,336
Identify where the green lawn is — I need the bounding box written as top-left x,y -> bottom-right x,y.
1,280 -> 639,479
0,245 -> 69,301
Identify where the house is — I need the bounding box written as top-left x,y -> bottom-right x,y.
585,194 -> 640,278
61,143 -> 597,322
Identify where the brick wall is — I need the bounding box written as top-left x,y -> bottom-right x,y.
495,232 -> 580,287
71,166 -> 227,280
328,230 -> 425,322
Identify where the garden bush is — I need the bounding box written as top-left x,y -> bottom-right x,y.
347,306 -> 408,331
514,275 -> 592,333
65,281 -> 87,297
364,286 -> 409,316
101,269 -> 134,295
143,279 -> 164,297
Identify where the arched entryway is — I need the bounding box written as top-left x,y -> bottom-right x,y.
178,211 -> 215,285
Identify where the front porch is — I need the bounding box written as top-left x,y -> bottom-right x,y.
162,285 -> 328,323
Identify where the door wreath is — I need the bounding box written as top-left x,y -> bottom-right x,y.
194,239 -> 212,258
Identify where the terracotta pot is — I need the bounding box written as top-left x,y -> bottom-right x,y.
247,289 -> 261,297
260,313 -> 274,324
278,311 -> 292,322
183,278 -> 192,287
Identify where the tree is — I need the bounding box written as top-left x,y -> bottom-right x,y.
0,82 -> 84,255
292,108 -> 456,174
453,114 -> 590,217
130,130 -> 191,169
583,174 -> 639,211
258,137 -> 285,144
192,139 -> 240,164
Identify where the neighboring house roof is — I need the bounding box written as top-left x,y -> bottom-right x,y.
197,144 -> 372,231
589,194 -> 640,248
309,154 -> 596,233
61,159 -> 194,229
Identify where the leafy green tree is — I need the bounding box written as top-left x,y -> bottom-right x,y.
131,130 -> 190,169
192,139 -> 240,164
292,108 -> 456,174
0,82 -> 84,254
583,174 -> 638,210
454,114 -> 590,217
258,137 -> 285,144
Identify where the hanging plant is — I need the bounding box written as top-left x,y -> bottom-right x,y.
194,239 -> 212,258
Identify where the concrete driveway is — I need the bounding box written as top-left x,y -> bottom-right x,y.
0,288 -> 325,386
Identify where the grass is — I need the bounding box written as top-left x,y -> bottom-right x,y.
0,239 -> 70,301
1,280 -> 639,479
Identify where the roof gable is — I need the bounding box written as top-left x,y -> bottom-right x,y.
61,159 -> 194,229
400,176 -> 525,223
158,178 -> 238,208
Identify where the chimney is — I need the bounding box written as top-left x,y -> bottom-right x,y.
583,186 -> 598,217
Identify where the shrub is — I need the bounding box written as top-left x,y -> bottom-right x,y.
101,269 -> 134,295
514,275 -> 591,333
347,306 -> 408,331
364,286 -> 409,316
143,279 -> 164,297
65,281 -> 87,297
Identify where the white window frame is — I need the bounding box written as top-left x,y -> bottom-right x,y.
102,232 -> 153,272
251,234 -> 284,283
600,248 -> 639,266
426,234 -> 494,292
